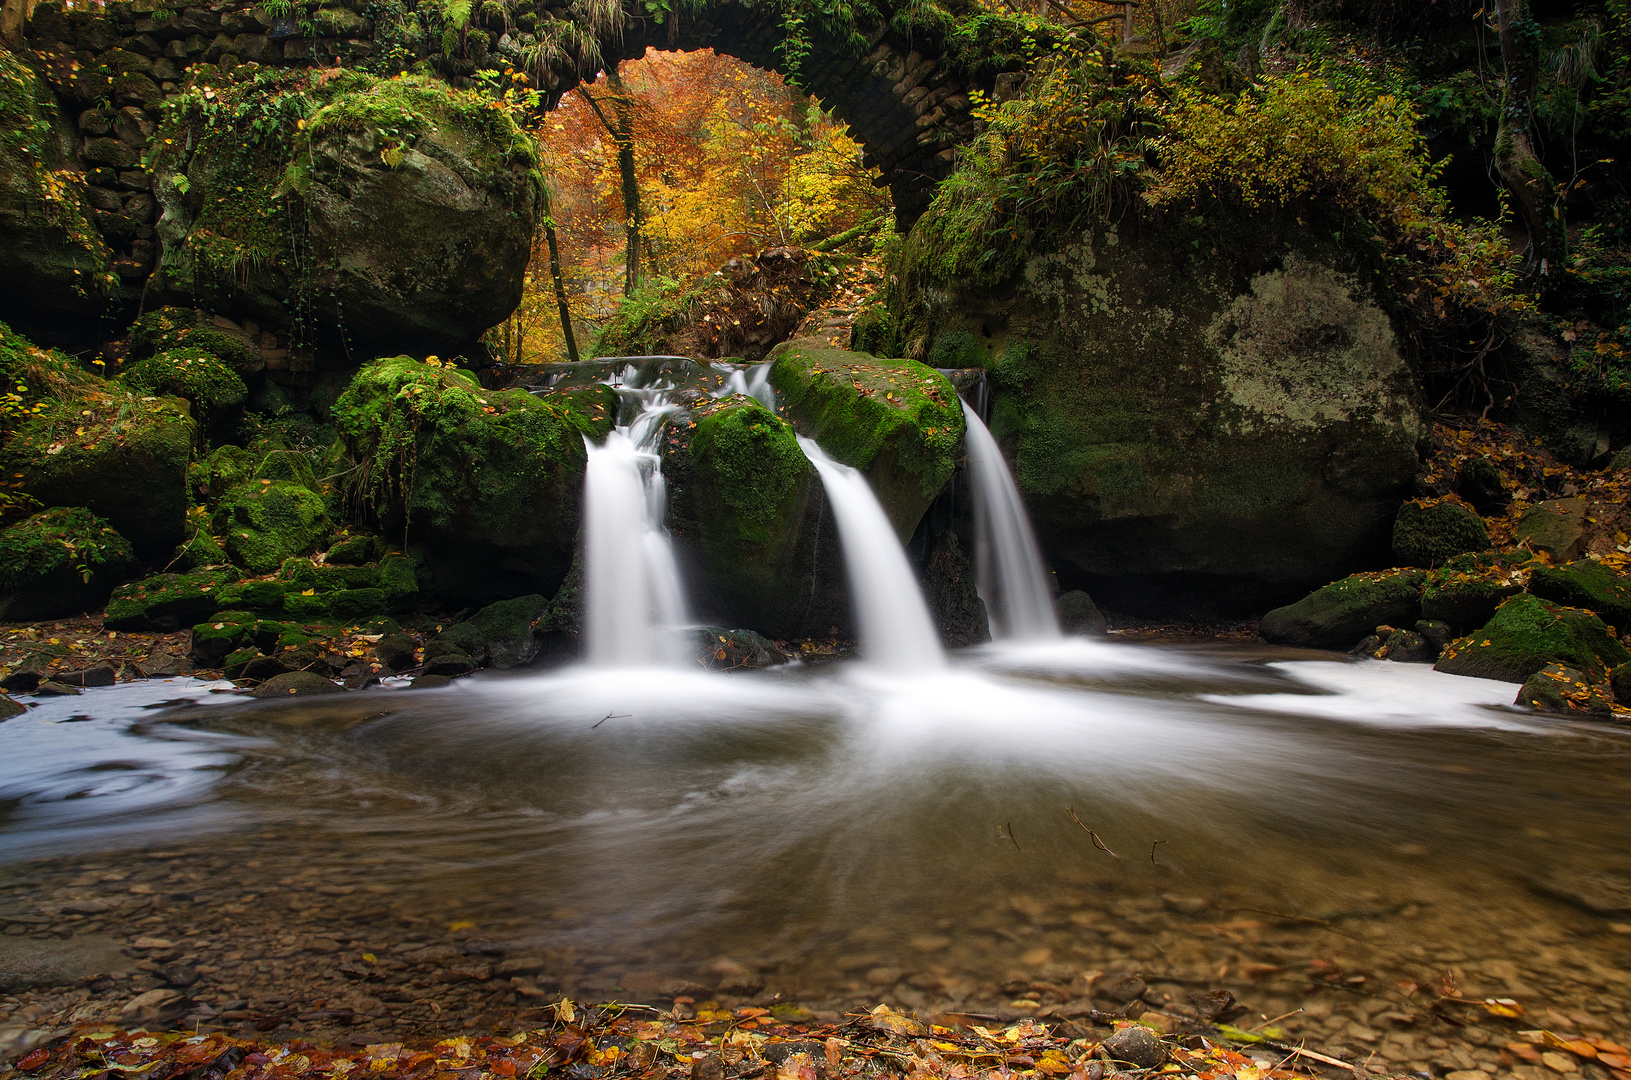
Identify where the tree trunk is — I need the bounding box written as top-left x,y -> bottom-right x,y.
606,64 -> 642,297
1493,0 -> 1564,278
545,222 -> 580,364
0,0 -> 31,45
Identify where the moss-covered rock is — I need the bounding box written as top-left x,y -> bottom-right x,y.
768,340 -> 964,540
1259,570 -> 1427,649
256,449 -> 319,492
663,395 -> 842,638
104,569 -> 236,631
147,68 -> 543,355
1528,561 -> 1631,635
333,356 -> 604,602
1612,661 -> 1631,705
283,588 -> 387,624
1516,662 -> 1614,717
1435,595 -> 1631,684
1420,565 -> 1525,632
171,526 -> 230,571
189,610 -> 260,667
1390,500 -> 1491,568
192,444 -> 259,508
4,391 -> 195,557
0,508 -> 137,620
129,308 -> 262,377
212,480 -> 330,574
0,51 -> 113,340
252,671 -> 344,698
214,579 -> 287,615
120,348 -> 247,434
892,211 -> 1427,617
433,593 -> 550,669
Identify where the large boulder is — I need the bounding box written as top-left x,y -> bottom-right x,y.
332,356 -> 613,603
892,212 -> 1428,616
147,68 -> 543,355
1528,561 -> 1631,635
1391,500 -> 1491,567
663,395 -> 847,639
105,570 -> 237,631
1435,594 -> 1630,684
0,51 -> 114,341
768,340 -> 965,541
0,508 -> 137,620
1259,570 -> 1427,649
212,481 -> 329,574
433,594 -> 551,669
4,390 -> 195,557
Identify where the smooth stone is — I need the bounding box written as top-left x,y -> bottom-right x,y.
251,671 -> 344,698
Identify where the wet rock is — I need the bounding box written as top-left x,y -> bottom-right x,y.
374,633 -> 419,672
1100,1024 -> 1167,1069
0,671 -> 40,693
408,674 -> 454,690
1092,973 -> 1147,1004
121,986 -> 185,1018
1420,569 -> 1522,633
252,671 -> 344,698
1260,571 -> 1426,649
1514,499 -> 1588,561
1528,561 -> 1631,634
1188,989 -> 1239,1021
1376,628 -> 1433,662
58,665 -> 117,687
421,646 -> 476,677
1435,595 -> 1630,684
0,935 -> 133,991
1391,500 -> 1490,568
690,627 -> 790,670
925,530 -> 991,647
1058,590 -> 1108,635
1528,867 -> 1631,917
0,694 -> 23,720
34,681 -> 81,696
1515,663 -> 1613,717
0,508 -> 138,621
1613,662 -> 1631,705
434,593 -> 551,669
1415,619 -> 1453,654
137,653 -> 190,678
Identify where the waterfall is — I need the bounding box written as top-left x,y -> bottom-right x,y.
960,400 -> 1061,641
718,362 -> 775,410
798,437 -> 946,672
582,393 -> 690,668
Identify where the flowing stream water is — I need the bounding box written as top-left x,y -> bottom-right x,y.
961,401 -> 1062,642
798,437 -> 945,671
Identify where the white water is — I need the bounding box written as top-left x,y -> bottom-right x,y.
798,437 -> 945,672
719,362 -> 775,410
961,400 -> 1061,642
582,396 -> 690,667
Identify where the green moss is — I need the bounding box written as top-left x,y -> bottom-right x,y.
172,526 -> 230,571
215,579 -> 287,614
1435,593 -> 1631,684
105,569 -> 238,631
1420,565 -> 1523,632
189,611 -> 260,667
129,309 -> 259,375
257,448 -> 320,492
0,322 -> 99,438
283,587 -> 387,623
768,341 -> 964,502
1528,560 -> 1631,634
212,479 -> 330,574
1390,500 -> 1491,568
277,559 -> 382,592
121,348 -> 248,416
379,552 -> 420,610
690,399 -> 808,544
3,389 -> 196,555
192,444 -> 259,507
1259,570 -> 1428,649
0,508 -> 138,621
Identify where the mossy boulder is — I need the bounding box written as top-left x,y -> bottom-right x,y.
252,671 -> 344,698
120,348 -> 247,434
0,51 -> 113,340
433,593 -> 550,669
1390,500 -> 1491,568
283,588 -> 387,624
1259,570 -> 1427,649
1434,594 -> 1631,684
1528,561 -> 1631,635
0,508 -> 137,620
214,579 -> 287,615
171,527 -> 230,571
1516,663 -> 1613,717
192,444 -> 259,507
663,395 -> 846,638
333,357 -> 606,603
1420,565 -> 1525,632
4,391 -> 195,557
256,449 -> 319,492
129,308 -> 262,377
768,340 -> 965,540
1513,498 -> 1588,561
212,480 -> 330,574
104,569 -> 237,631
148,68 -> 543,355
893,212 -> 1427,617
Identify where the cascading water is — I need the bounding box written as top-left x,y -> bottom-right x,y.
960,400 -> 1062,641
718,362 -> 775,410
798,437 -> 945,672
582,372 -> 690,667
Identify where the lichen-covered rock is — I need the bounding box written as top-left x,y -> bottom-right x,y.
212,480 -> 329,574
1528,560 -> 1631,635
4,391 -> 195,557
147,68 -> 542,355
1259,570 -> 1427,649
104,569 -> 236,631
1390,499 -> 1490,567
1516,663 -> 1613,717
0,51 -> 113,340
333,356 -> 607,603
893,213 -> 1427,616
1435,595 -> 1631,684
663,395 -> 845,638
1514,498 -> 1588,561
768,340 -> 965,540
0,508 -> 137,620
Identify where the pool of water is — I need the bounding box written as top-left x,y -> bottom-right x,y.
3,641 -> 1629,1061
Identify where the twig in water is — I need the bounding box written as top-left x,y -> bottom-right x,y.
1151,839 -> 1167,864
591,712 -> 630,729
1251,1008 -> 1304,1031
1003,822 -> 1022,853
1066,806 -> 1120,857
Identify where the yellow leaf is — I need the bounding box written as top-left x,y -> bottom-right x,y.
302,588 -> 316,596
